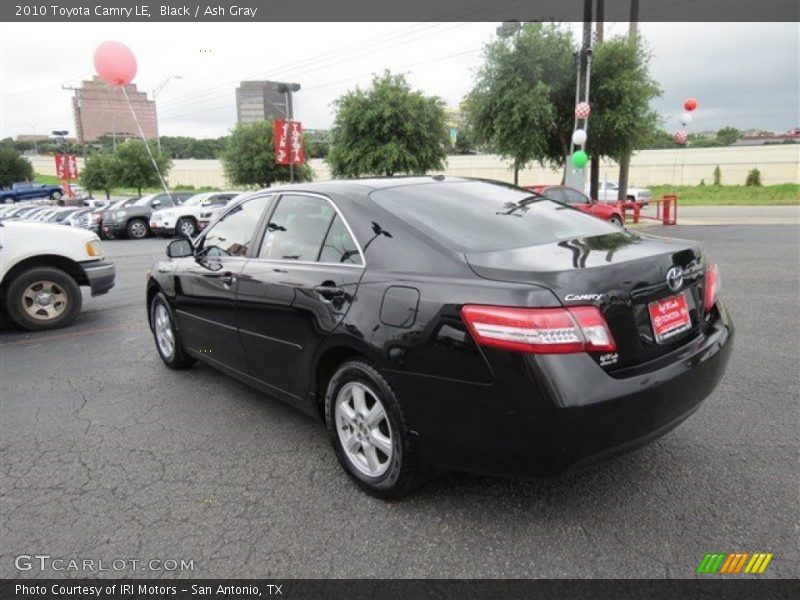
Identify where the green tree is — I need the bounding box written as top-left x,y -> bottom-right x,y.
716,126 -> 742,146
745,167 -> 762,186
113,140 -> 171,196
464,23 -> 575,184
0,146 -> 34,188
221,120 -> 312,188
328,71 -> 448,177
80,152 -> 119,199
587,36 -> 661,197
713,165 -> 722,185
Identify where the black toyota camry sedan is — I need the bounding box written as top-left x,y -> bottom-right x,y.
146,177 -> 733,498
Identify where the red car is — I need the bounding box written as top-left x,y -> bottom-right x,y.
524,185 -> 624,227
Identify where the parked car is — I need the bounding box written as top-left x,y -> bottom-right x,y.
597,181 -> 651,206
146,177 -> 732,498
43,207 -> 83,223
102,192 -> 193,239
0,219 -> 115,330
150,191 -> 243,238
63,208 -> 94,228
0,182 -> 64,204
525,184 -> 625,226
88,197 -> 138,237
2,205 -> 45,220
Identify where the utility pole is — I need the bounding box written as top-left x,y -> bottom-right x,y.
590,0 -> 604,199
152,75 -> 182,154
618,0 -> 640,202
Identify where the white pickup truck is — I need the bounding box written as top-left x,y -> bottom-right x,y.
0,220 -> 115,331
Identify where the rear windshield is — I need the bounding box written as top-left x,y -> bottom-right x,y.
371,180 -> 620,252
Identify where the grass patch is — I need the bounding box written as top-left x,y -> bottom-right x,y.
650,184 -> 799,205
33,173 -> 222,196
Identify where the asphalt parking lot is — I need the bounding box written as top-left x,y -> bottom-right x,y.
1,224 -> 798,579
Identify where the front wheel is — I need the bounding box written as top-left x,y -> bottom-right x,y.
150,292 -> 195,369
127,218 -> 149,239
5,267 -> 82,331
325,360 -> 424,499
176,217 -> 197,238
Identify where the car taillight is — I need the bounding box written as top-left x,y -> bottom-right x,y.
704,262 -> 720,313
461,305 -> 616,354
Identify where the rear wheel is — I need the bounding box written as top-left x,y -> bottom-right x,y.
6,267 -> 82,331
325,360 -> 424,499
609,214 -> 623,227
51,191 -> 63,201
150,292 -> 195,369
127,218 -> 149,239
177,217 -> 197,238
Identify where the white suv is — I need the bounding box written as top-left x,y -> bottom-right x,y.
150,191 -> 242,238
597,182 -> 651,205
0,219 -> 115,330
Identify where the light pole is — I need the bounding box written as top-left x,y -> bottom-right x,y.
277,82 -> 301,182
152,75 -> 182,153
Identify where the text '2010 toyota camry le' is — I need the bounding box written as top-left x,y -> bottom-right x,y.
146,177 -> 733,498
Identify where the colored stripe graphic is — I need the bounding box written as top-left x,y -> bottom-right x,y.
696,552 -> 773,574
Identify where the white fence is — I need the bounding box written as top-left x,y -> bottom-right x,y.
28,144 -> 800,190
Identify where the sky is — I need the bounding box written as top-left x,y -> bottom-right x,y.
1,21 -> 798,140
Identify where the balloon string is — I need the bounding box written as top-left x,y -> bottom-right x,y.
121,86 -> 170,196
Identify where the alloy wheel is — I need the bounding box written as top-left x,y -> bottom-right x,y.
335,381 -> 393,477
154,304 -> 175,359
179,219 -> 196,237
129,221 -> 148,238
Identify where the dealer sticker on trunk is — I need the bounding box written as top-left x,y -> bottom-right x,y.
649,292 -> 692,343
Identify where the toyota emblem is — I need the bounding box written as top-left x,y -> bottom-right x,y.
666,266 -> 684,292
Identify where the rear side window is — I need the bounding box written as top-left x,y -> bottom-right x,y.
260,194 -> 335,261
319,214 -> 363,265
371,181 -> 619,253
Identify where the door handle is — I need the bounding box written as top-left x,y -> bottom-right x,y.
220,272 -> 236,288
314,283 -> 345,301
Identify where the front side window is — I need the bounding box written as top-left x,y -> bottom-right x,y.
259,194 -> 336,261
199,195 -> 271,257
563,188 -> 589,204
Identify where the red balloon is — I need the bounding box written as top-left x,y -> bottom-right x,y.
93,41 -> 137,86
683,98 -> 698,112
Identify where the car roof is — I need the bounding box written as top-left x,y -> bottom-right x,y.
264,176 -> 473,196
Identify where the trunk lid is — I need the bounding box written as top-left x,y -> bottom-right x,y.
466,231 -> 707,370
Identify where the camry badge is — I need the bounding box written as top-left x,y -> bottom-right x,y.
666,266 -> 684,292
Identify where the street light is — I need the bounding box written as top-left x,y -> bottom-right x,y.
277,82 -> 301,182
152,75 -> 183,153
496,21 -> 521,38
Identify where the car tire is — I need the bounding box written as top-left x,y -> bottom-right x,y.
325,360 -> 424,499
609,214 -> 623,227
51,191 -> 63,201
127,218 -> 149,239
150,292 -> 195,369
176,217 -> 197,238
5,267 -> 82,331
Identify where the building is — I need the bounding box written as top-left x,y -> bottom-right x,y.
71,76 -> 157,143
235,81 -> 289,124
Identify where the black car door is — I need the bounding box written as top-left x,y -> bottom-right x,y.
237,193 -> 365,402
172,194 -> 272,374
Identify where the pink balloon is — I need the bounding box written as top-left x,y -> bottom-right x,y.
93,41 -> 137,86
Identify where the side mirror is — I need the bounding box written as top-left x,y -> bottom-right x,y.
167,238 -> 193,258
151,199 -> 161,207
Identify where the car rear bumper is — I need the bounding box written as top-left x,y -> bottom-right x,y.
386,301 -> 733,478
81,260 -> 116,296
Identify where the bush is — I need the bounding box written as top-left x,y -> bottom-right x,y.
713,165 -> 722,186
0,147 -> 34,188
745,168 -> 762,186
699,178 -> 705,186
